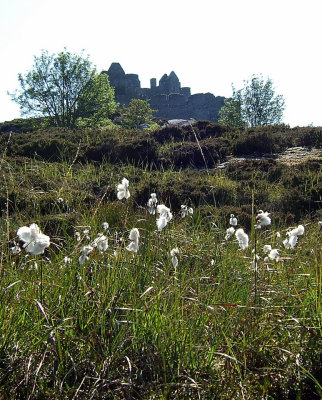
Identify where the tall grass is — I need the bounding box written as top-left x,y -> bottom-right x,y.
0,124 -> 321,398
0,155 -> 321,399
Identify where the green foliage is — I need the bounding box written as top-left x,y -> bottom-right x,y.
9,50 -> 117,129
218,96 -> 247,128
219,75 -> 285,127
76,73 -> 118,128
120,98 -> 155,129
0,128 -> 82,161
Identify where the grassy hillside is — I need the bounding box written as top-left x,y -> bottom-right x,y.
0,121 -> 321,399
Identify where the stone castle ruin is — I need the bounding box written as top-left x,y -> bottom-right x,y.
102,63 -> 226,122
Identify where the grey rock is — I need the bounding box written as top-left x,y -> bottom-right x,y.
165,119 -> 192,127
138,123 -> 150,129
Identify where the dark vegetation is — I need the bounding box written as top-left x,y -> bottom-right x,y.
1,119 -> 321,226
1,119 -> 321,161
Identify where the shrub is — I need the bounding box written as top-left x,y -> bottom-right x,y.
113,136 -> 158,166
84,142 -> 116,162
196,121 -> 230,139
233,131 -> 289,155
0,128 -> 82,161
0,117 -> 48,134
294,127 -> 322,148
159,138 -> 231,169
172,141 -> 215,168
153,125 -> 185,144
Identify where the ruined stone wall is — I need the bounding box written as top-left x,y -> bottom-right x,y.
102,63 -> 226,122
150,93 -> 225,121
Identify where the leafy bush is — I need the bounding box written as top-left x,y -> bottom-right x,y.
119,99 -> 155,129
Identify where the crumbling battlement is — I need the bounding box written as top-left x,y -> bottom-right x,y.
102,63 -> 226,122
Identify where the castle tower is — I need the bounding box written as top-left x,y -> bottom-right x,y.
158,72 -> 181,94
168,71 -> 181,93
159,74 -> 169,93
106,63 -> 125,81
150,78 -> 156,88
104,63 -> 126,95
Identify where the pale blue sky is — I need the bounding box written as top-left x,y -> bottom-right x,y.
0,0 -> 321,126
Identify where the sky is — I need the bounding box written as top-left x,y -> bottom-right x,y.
0,0 -> 321,127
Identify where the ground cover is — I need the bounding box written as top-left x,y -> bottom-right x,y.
0,123 -> 321,399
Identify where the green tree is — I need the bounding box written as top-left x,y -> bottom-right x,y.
10,50 -> 117,129
76,73 -> 118,128
219,75 -> 285,127
120,99 -> 155,129
217,89 -> 246,128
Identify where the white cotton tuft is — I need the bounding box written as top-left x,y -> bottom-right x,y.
283,224 -> 305,250
129,228 -> 140,241
93,234 -> 108,251
181,205 -> 193,218
126,241 -> 139,252
102,222 -> 109,231
229,214 -> 238,226
117,178 -> 130,200
17,223 -> 50,255
156,215 -> 167,231
283,235 -> 298,249
268,249 -> 279,261
156,204 -> 172,231
225,227 -> 235,240
126,228 -> 139,252
170,247 -> 179,257
11,244 -> 21,255
147,193 -> 158,214
80,245 -> 93,256
79,245 -> 93,264
235,228 -> 249,250
170,247 -> 179,268
256,210 -> 271,229
79,255 -> 88,264
289,225 -> 305,237
263,244 -> 272,254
